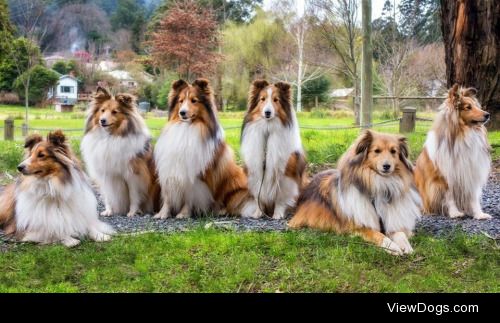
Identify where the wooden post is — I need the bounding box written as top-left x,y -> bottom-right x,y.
4,119 -> 14,141
315,96 -> 318,109
21,123 -> 28,136
400,107 -> 416,133
361,0 -> 373,128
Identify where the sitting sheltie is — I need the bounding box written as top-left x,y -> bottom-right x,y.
81,87 -> 159,217
414,84 -> 492,220
154,78 -> 257,219
289,130 -> 421,255
0,131 -> 115,247
241,80 -> 306,219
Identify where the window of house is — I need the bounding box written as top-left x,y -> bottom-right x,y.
60,86 -> 74,93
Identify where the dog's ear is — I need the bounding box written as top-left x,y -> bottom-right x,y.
24,134 -> 43,152
47,130 -> 67,147
350,130 -> 373,165
462,87 -> 477,98
275,81 -> 292,103
167,80 -> 188,116
398,135 -> 413,171
355,130 -> 373,155
248,79 -> 269,111
448,83 -> 461,108
94,86 -> 111,103
192,78 -> 212,94
115,93 -> 137,109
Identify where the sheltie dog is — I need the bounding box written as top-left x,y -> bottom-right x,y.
81,87 -> 159,217
0,131 -> 115,247
241,80 -> 306,219
414,84 -> 492,220
289,130 -> 421,255
154,78 -> 257,219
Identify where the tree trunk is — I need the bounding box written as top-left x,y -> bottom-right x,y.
361,0 -> 373,128
441,0 -> 500,129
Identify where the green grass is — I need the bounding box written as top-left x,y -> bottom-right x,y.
0,229 -> 498,292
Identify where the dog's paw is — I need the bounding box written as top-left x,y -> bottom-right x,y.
448,210 -> 465,219
175,212 -> 190,219
100,209 -> 113,217
391,232 -> 414,255
381,237 -> 403,256
62,237 -> 80,248
272,212 -> 286,220
126,210 -> 142,218
92,232 -> 111,242
473,212 -> 492,220
153,211 -> 170,219
244,208 -> 263,219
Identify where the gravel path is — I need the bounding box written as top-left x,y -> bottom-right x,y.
101,173 -> 500,239
1,174 -> 499,244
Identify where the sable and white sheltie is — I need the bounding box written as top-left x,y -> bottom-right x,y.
289,130 -> 421,255
0,131 -> 115,247
241,80 -> 307,219
414,84 -> 492,220
81,87 -> 159,217
154,78 -> 257,219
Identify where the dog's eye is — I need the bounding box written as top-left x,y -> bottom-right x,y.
37,152 -> 45,158
101,109 -> 105,113
390,149 -> 397,154
179,99 -> 183,103
274,98 -> 279,103
112,110 -> 118,115
466,105 -> 472,110
374,149 -> 381,154
191,98 -> 197,103
260,97 -> 265,101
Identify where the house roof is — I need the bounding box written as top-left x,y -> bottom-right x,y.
330,88 -> 354,97
107,70 -> 135,81
58,74 -> 79,82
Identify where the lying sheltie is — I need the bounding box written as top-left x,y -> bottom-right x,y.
154,78 -> 257,219
414,84 -> 492,220
241,80 -> 306,219
289,130 -> 421,255
0,131 -> 115,247
81,87 -> 159,217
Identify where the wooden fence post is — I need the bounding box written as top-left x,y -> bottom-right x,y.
4,119 -> 14,141
21,123 -> 28,136
400,107 -> 416,133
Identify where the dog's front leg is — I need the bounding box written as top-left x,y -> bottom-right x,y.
154,200 -> 171,219
100,196 -> 113,216
471,189 -> 492,220
126,176 -> 147,217
175,204 -> 191,219
445,190 -> 464,218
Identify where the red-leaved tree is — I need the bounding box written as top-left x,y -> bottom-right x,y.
150,0 -> 221,80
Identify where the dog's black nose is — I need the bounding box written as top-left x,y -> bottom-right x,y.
264,111 -> 271,118
484,112 -> 490,120
383,164 -> 391,171
100,119 -> 107,125
17,165 -> 25,172
180,110 -> 187,117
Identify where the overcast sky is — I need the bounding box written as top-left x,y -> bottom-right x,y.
262,0 -> 402,21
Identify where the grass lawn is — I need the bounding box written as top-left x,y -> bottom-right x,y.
0,229 -> 498,292
0,105 -> 499,292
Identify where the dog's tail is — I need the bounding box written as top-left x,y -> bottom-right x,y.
288,170 -> 344,232
0,184 -> 17,235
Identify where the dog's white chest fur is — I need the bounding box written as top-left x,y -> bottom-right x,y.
241,118 -> 302,203
425,129 -> 490,209
15,170 -> 106,243
155,122 -> 222,210
81,127 -> 150,179
338,175 -> 421,233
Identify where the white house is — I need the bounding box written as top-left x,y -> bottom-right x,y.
48,75 -> 79,112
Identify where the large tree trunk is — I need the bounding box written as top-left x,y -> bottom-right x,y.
440,0 -> 500,129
